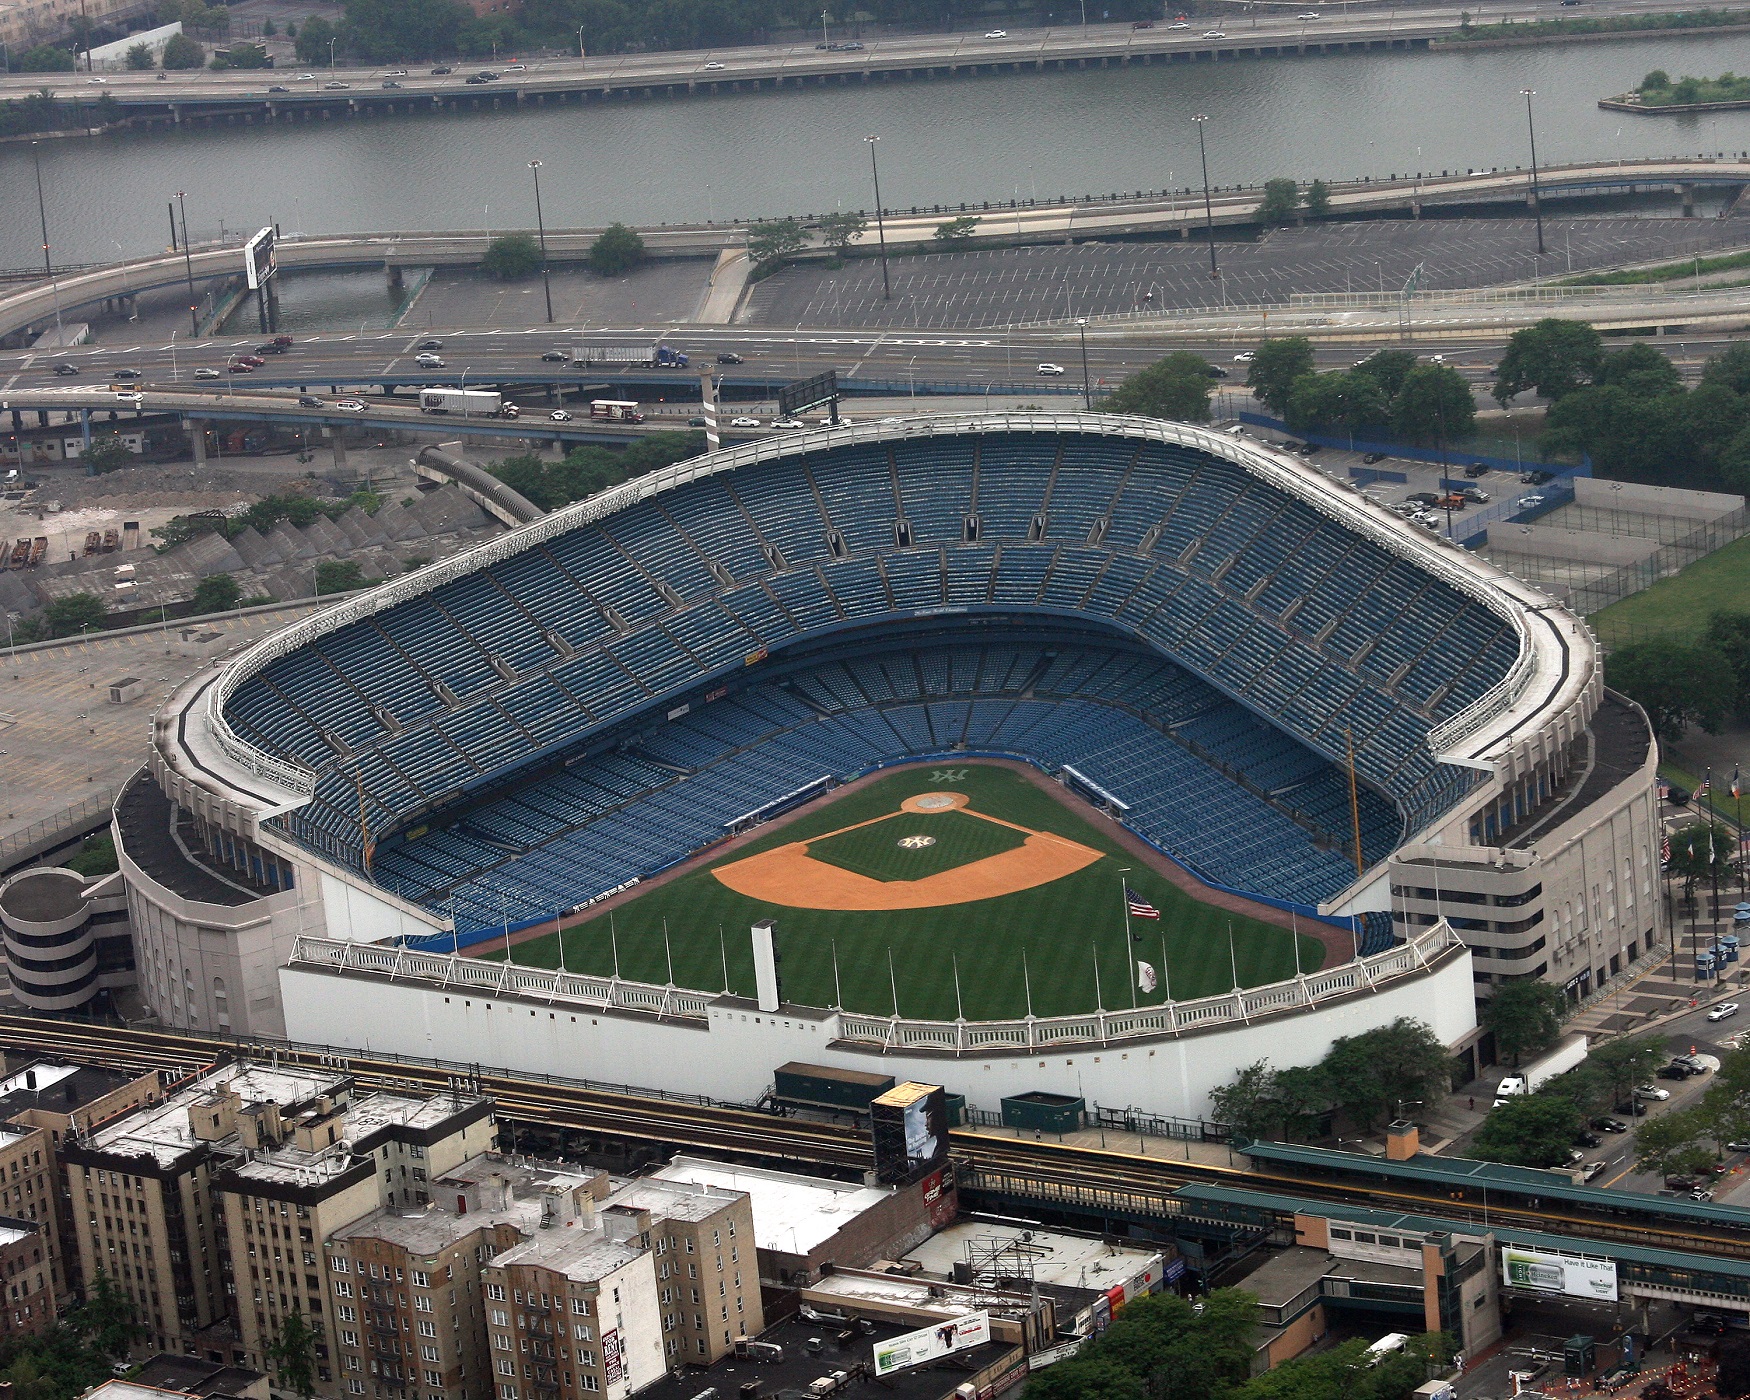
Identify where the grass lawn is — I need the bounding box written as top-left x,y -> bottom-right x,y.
1591,533 -> 1750,646
486,763 -> 1324,1020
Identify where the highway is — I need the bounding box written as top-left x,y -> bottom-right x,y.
11,1014 -> 1750,1268
11,0 -> 1746,110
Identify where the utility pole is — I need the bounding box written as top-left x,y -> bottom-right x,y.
866,135 -> 891,301
1193,114 -> 1219,281
529,159 -> 553,324
30,143 -> 62,335
175,191 -> 198,334
1521,87 -> 1546,256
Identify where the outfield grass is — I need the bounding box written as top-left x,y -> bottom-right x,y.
487,764 -> 1325,1020
1591,533 -> 1750,646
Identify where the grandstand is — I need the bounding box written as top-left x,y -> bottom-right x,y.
198,415 -> 1551,958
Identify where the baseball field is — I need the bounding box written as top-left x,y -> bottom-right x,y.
486,762 -> 1326,1021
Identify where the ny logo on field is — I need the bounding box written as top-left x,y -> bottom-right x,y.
931,769 -> 969,783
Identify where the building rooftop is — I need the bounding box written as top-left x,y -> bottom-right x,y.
127,1354 -> 267,1400
608,1174 -> 749,1226
652,1155 -> 893,1257
902,1220 -> 1163,1295
489,1226 -> 644,1283
0,1059 -> 141,1120
631,1313 -> 1015,1400
330,1154 -> 597,1256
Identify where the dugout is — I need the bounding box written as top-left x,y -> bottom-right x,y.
1001,1091 -> 1085,1134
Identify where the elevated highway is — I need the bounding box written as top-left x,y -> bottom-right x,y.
5,157 -> 1747,343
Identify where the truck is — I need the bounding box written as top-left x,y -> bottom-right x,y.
569,344 -> 690,368
1493,1033 -> 1588,1105
589,400 -> 645,424
418,389 -> 519,419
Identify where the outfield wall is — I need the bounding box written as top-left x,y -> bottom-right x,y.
277,928 -> 1475,1122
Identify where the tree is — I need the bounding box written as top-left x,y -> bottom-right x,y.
44,594 -> 107,638
211,41 -> 270,67
1285,369 -> 1389,438
1719,1335 -> 1750,1399
262,17 -> 278,34
933,215 -> 981,245
1391,363 -> 1477,444
1703,340 -> 1750,396
1099,351 -> 1214,424
1322,1018 -> 1451,1130
586,222 -> 644,276
1303,179 -> 1331,217
191,573 -> 242,614
285,19 -> 297,35
125,41 -> 154,68
481,233 -> 542,280
17,45 -> 76,70
1641,68 -> 1671,91
292,15 -> 336,64
1605,637 -> 1735,740
64,833 -> 119,877
1208,1060 -> 1279,1142
1634,1107 -> 1715,1178
1589,1035 -> 1665,1110
82,435 -> 134,474
1470,1093 -> 1580,1167
817,210 -> 868,257
1256,178 -> 1300,225
1598,341 -> 1683,397
76,1269 -> 140,1358
1703,610 -> 1750,720
1350,349 -> 1419,400
159,33 -> 205,67
1245,336 -> 1316,416
1271,1064 -> 1333,1141
1665,822 -> 1739,895
266,1310 -> 318,1398
315,560 -> 370,594
1483,980 -> 1567,1064
1492,317 -> 1605,406
1024,1358 -> 1147,1400
746,218 -> 808,268
1542,384 -> 1687,482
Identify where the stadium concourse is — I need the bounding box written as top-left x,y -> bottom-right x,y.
127,413 -> 1649,1119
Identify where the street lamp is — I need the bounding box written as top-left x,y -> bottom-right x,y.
1076,318 -> 1091,410
1192,113 -> 1219,281
328,35 -> 338,69
1521,87 -> 1546,256
30,142 -> 62,335
820,8 -> 830,44
528,158 -> 553,324
576,25 -> 587,58
865,135 -> 891,301
175,191 -> 198,334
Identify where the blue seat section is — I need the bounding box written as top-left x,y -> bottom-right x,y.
351,639 -> 1405,932
242,429 -> 1522,900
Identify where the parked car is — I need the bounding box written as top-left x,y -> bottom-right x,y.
1613,1100 -> 1648,1116
1693,1188 -> 1717,1201
1521,469 -> 1554,485
1580,1161 -> 1608,1182
1574,1129 -> 1602,1147
1516,495 -> 1546,510
1635,1084 -> 1672,1102
1709,1001 -> 1741,1022
1656,1065 -> 1692,1081
1456,486 -> 1490,503
1464,462 -> 1490,477
1361,452 -> 1386,464
1691,1313 -> 1731,1335
1407,492 -> 1441,506
1592,1116 -> 1628,1133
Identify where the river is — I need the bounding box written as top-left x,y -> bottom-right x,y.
13,29 -> 1750,267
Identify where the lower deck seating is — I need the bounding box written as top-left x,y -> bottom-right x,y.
338,638 -> 1411,936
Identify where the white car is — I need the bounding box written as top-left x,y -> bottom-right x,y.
335,399 -> 367,412
879,416 -> 904,423
1233,351 -> 1255,363
194,367 -> 221,380
1634,1084 -> 1672,1101
1203,30 -> 1227,38
704,61 -> 725,70
730,416 -> 761,428
87,76 -> 106,84
1297,10 -> 1320,17
1709,1002 -> 1741,1022
1516,494 -> 1545,509
297,73 -> 316,80
770,417 -> 805,429
984,29 -> 1008,37
385,69 -> 408,76
1037,363 -> 1066,376
416,352 -> 445,367
1167,19 -> 1190,26
115,391 -> 143,404
550,409 -> 573,422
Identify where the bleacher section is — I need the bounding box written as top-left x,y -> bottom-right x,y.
226,429 -> 1522,932
355,637 -> 1401,934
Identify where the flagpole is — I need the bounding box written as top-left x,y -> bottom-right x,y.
953,951 -> 966,1020
1023,947 -> 1035,1019
555,911 -> 566,976
887,947 -> 900,1018
1291,910 -> 1302,979
1119,867 -> 1136,1010
662,917 -> 675,987
609,910 -> 621,981
718,924 -> 729,994
1160,934 -> 1171,1004
832,939 -> 845,1010
1228,920 -> 1240,992
1736,766 -> 1746,902
1091,944 -> 1104,1013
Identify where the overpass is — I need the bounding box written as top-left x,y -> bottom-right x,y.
6,156 -> 1747,344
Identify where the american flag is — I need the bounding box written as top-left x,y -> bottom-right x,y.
1662,832 -> 1672,867
1125,886 -> 1161,920
1698,769 -> 1713,802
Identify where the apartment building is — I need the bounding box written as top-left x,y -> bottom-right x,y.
0,1215 -> 53,1337
484,1176 -> 761,1400
323,1157 -> 608,1400
0,1058 -> 165,1303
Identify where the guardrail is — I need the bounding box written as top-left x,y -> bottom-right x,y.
0,789 -> 116,868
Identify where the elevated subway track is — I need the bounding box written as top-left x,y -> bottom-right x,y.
12,1015 -> 1750,1268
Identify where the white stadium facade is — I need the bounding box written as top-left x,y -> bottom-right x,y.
117,413 -> 1658,1120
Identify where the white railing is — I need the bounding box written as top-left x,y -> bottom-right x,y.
286,922 -> 1460,1050
192,416 -> 1548,804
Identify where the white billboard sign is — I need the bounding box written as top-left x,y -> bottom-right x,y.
244,227 -> 277,290
872,1312 -> 991,1377
1500,1245 -> 1618,1302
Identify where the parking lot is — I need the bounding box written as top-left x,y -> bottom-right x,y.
745,216 -> 1750,329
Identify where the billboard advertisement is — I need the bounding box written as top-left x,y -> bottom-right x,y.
1500,1245 -> 1618,1302
871,1082 -> 948,1185
872,1312 -> 991,1377
244,227 -> 277,290
778,369 -> 837,416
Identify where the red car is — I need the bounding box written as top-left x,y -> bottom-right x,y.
227,361 -> 254,373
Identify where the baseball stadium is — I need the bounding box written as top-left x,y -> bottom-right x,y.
139,412 -> 1630,1118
